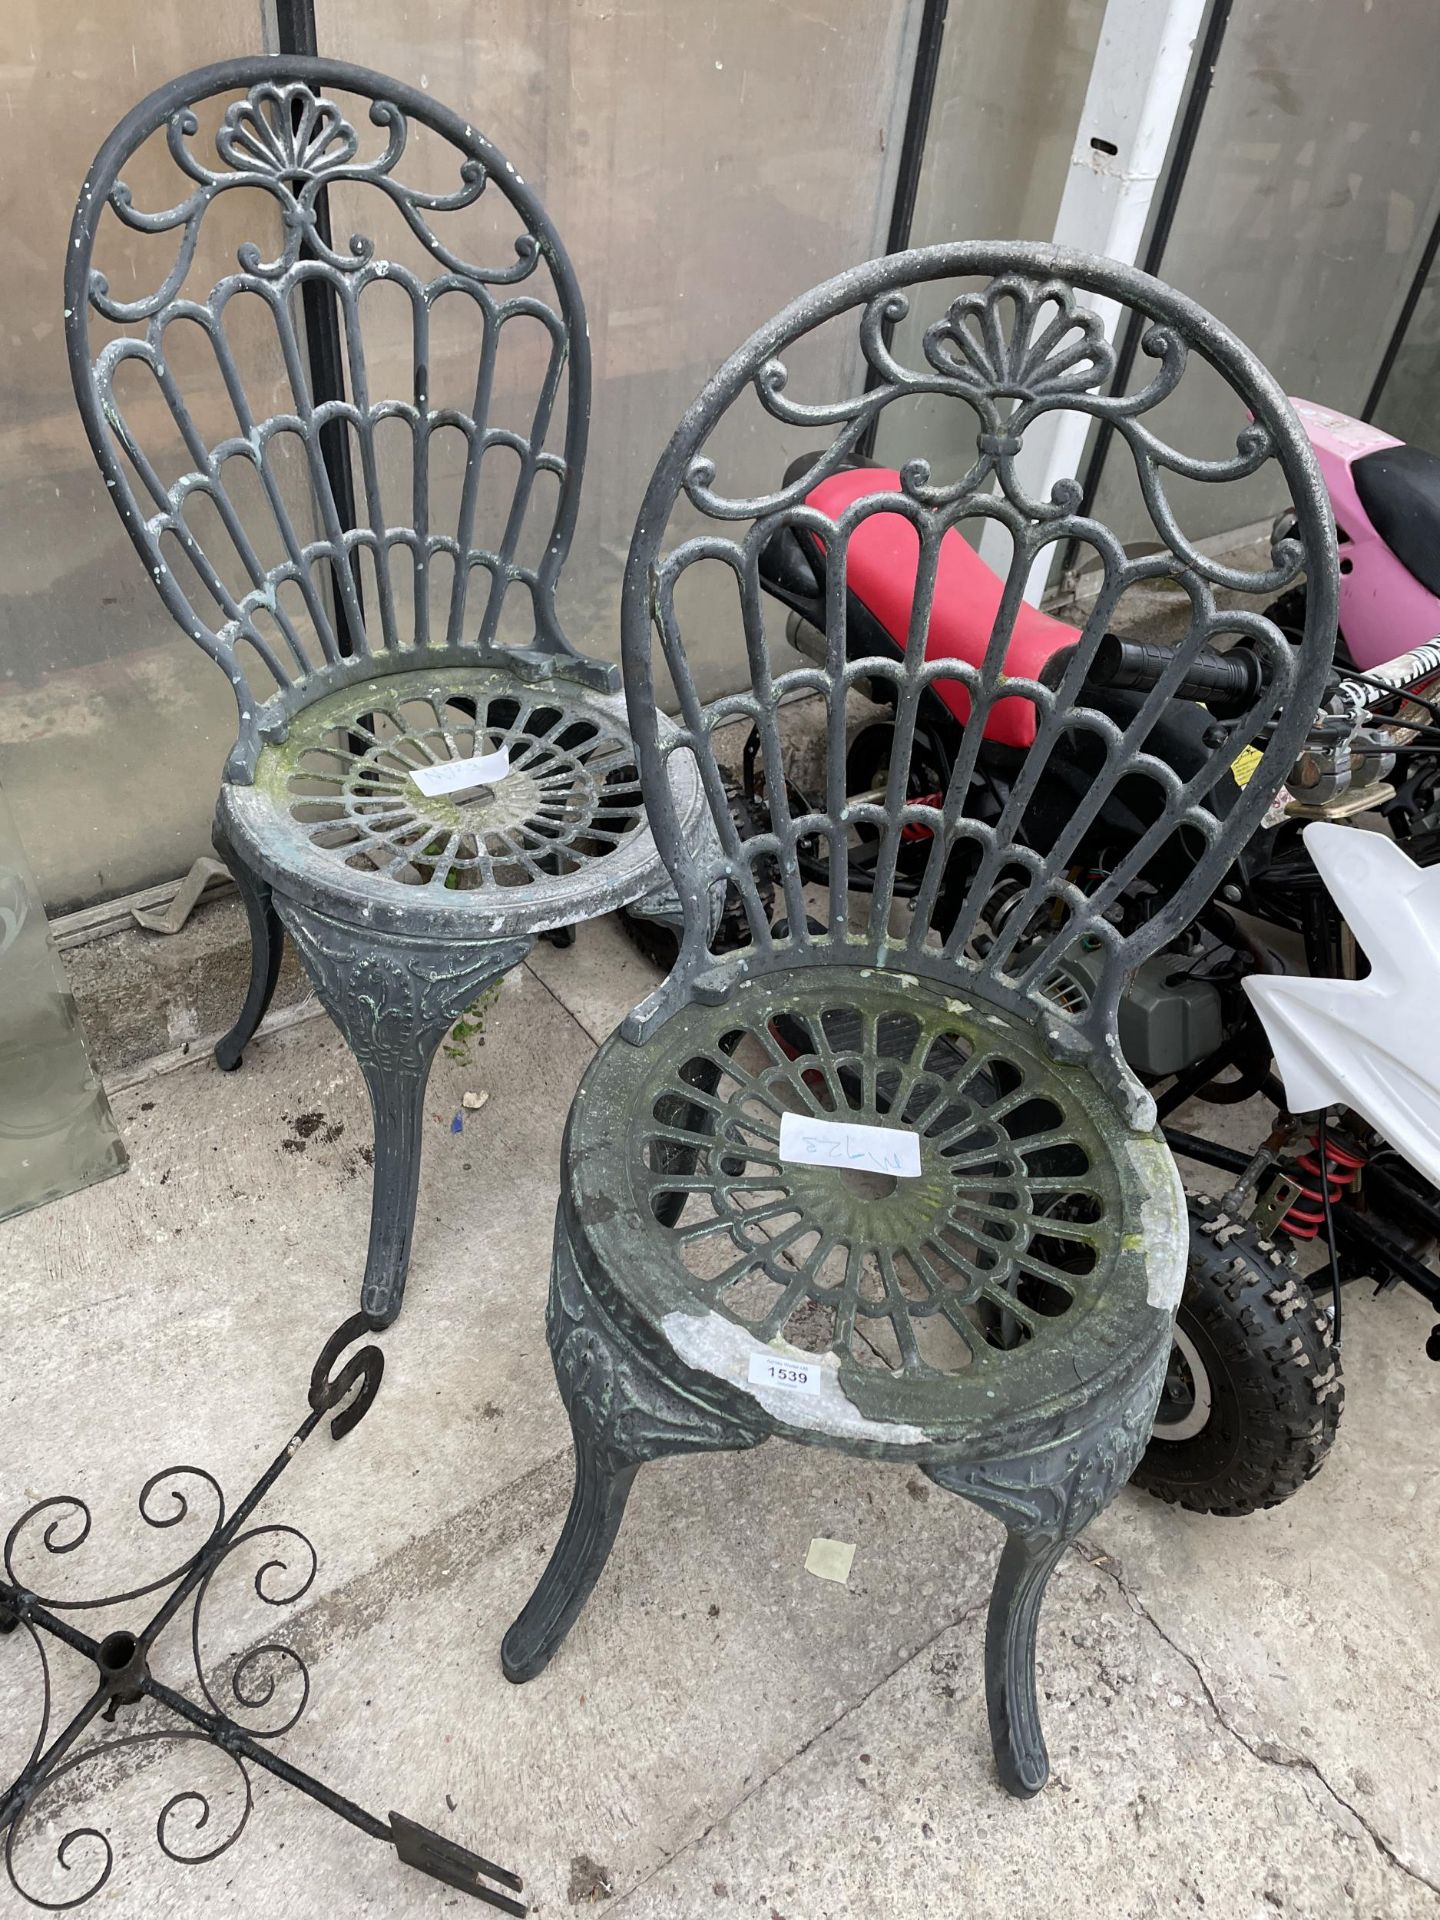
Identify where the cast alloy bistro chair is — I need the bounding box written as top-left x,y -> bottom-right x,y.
66,58 -> 701,1324
501,243 -> 1336,1793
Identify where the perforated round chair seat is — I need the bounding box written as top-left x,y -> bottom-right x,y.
561,965 -> 1183,1452
220,661 -> 694,937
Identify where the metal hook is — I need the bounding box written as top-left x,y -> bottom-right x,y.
308,1312 -> 385,1440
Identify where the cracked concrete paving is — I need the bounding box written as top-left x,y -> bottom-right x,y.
2,913 -> 1438,1919
1081,1541 -> 1436,1902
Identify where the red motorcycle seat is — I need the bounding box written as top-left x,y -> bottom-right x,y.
807,468 -> 1080,748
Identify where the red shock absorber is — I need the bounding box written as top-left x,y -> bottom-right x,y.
1277,1132 -> 1366,1239
899,790 -> 947,843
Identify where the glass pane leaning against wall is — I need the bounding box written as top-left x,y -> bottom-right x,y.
873,0 -> 1107,478
1372,246 -> 1440,458
1091,0 -> 1440,552
0,777 -> 125,1221
0,2 -> 271,911
317,0 -> 922,703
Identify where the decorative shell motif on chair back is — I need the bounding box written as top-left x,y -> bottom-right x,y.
66,58 -> 589,765
621,243 -> 1337,1068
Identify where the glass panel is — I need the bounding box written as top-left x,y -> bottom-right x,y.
0,4 -> 270,912
909,0 -> 1106,246
1371,247 -> 1440,456
874,0 -> 1106,476
0,5 -> 919,906
1093,0 -> 1440,547
0,779 -> 125,1222
317,0 -> 921,700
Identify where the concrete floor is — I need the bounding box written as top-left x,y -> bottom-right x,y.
2,915 -> 1438,1920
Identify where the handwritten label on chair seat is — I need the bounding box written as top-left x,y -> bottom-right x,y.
410,748 -> 511,797
748,1352 -> 822,1393
778,1111 -> 922,1178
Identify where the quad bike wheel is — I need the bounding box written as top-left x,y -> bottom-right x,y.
1134,1202 -> 1343,1516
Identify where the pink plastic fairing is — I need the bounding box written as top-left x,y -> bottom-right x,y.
1289,398 -> 1440,671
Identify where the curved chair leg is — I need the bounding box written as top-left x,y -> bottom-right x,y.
927,1451 -> 1078,1800
276,897 -> 532,1325
353,1037 -> 445,1326
503,1238 -> 765,1682
982,1526 -> 1070,1797
928,1342 -> 1168,1798
501,1412 -> 640,1683
212,827 -> 284,1072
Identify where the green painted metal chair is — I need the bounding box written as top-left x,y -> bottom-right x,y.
67,58 -> 701,1323
501,243 -> 1336,1794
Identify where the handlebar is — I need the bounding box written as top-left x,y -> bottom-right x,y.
1328,641 -> 1440,742
1350,640 -> 1440,695
1043,626 -> 1440,817
1081,634 -> 1266,719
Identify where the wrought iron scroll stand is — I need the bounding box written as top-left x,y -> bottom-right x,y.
0,1317 -> 526,1914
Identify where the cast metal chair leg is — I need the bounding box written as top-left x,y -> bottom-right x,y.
353,1032 -> 449,1326
927,1345 -> 1166,1798
501,1420 -> 640,1683
982,1527 -> 1070,1797
502,1237 -> 766,1681
277,898 -> 532,1324
212,825 -> 284,1072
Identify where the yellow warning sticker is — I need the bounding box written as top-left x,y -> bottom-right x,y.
1231,745 -> 1264,789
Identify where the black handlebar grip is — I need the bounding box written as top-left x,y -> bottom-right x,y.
1086,633 -> 1264,719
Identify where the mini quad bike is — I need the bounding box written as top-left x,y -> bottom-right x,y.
1102,637 -> 1440,1516
620,416 -> 1440,1517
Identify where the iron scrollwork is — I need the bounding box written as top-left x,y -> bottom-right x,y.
622,244 -> 1339,1069
66,58 -> 594,741
1,1316 -> 527,1914
89,78 -> 539,326
686,272 -> 1286,592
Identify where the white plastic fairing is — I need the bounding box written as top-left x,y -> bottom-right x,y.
1243,823 -> 1440,1187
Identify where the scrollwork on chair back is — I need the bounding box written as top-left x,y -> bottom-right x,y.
66,57 -> 589,771
621,243 -> 1337,1072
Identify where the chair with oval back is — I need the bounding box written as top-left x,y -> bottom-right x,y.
499,243 -> 1337,1793
67,57 -> 702,1325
